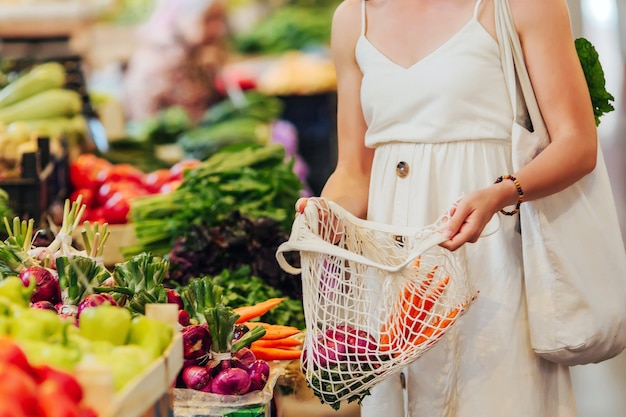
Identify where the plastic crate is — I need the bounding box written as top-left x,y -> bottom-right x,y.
0,137 -> 68,223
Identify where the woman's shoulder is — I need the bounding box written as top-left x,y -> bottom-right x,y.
507,0 -> 571,30
331,0 -> 363,45
332,0 -> 362,28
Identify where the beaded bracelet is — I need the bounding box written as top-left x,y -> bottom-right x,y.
494,175 -> 525,216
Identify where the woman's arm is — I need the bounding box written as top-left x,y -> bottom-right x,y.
319,0 -> 374,219
442,0 -> 598,250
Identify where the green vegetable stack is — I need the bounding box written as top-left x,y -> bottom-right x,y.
177,91 -> 284,161
124,143 -> 303,257
0,62 -> 87,162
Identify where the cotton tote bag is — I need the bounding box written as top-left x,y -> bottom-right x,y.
495,0 -> 626,365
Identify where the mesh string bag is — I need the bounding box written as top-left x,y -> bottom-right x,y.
276,198 -> 478,410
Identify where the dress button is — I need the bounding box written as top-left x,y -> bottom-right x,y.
396,161 -> 409,178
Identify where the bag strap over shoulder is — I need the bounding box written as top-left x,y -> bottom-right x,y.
495,0 -> 549,144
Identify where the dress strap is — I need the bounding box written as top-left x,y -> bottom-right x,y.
361,0 -> 367,36
472,0 -> 484,19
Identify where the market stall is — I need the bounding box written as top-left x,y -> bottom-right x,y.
0,0 -> 361,416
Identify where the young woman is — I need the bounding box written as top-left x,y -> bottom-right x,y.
296,0 -> 597,415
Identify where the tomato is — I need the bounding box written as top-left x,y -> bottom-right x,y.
96,180 -> 145,206
143,168 -> 173,194
33,365 -> 83,404
214,69 -> 257,94
159,179 -> 183,194
69,188 -> 96,209
103,163 -> 145,185
169,159 -> 201,181
0,363 -> 41,416
0,338 -> 32,375
69,154 -> 112,190
37,380 -> 82,417
0,397 -> 29,417
101,192 -> 132,224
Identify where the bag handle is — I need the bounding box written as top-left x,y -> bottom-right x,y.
276,200 -> 448,275
495,0 -> 549,144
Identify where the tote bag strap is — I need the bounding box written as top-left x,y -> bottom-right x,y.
494,0 -> 550,143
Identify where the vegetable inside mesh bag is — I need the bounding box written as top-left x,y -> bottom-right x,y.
276,198 -> 478,409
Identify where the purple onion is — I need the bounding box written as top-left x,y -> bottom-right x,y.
233,347 -> 257,368
31,300 -> 58,312
233,324 -> 249,341
247,359 -> 270,392
313,330 -> 348,368
182,365 -> 211,391
19,266 -> 61,305
344,327 -> 378,361
182,324 -> 211,361
210,367 -> 251,396
206,357 -> 235,378
166,288 -> 184,310
76,293 -> 117,318
178,310 -> 191,327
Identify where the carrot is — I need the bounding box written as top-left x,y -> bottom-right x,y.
234,298 -> 286,324
259,324 -> 301,340
379,266 -> 443,351
403,275 -> 450,339
251,337 -> 303,349
405,299 -> 471,348
243,321 -> 271,328
250,346 -> 303,361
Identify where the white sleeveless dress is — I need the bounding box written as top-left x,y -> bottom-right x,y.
357,0 -> 578,416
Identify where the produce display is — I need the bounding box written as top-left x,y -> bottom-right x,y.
0,188 -> 12,235
255,51 -> 337,96
0,337 -> 97,417
231,5 -> 335,54
68,153 -> 197,225
124,142 -> 303,257
0,189 -> 306,413
176,91 -> 283,161
176,277 -> 302,396
0,200 -> 178,393
0,61 -> 87,176
0,3 -> 352,414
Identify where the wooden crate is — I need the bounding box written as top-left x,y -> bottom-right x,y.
77,304 -> 183,417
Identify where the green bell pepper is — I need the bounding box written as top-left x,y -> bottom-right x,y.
78,304 -> 132,346
20,339 -> 82,372
127,315 -> 173,360
10,308 -> 62,341
94,344 -> 151,391
0,276 -> 34,307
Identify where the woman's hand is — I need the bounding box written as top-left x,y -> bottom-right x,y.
295,198 -> 308,214
295,197 -> 345,244
440,181 -> 518,251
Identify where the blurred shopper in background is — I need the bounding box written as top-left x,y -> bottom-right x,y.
123,0 -> 228,122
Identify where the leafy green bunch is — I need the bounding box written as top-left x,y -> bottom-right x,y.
576,37 -> 615,126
